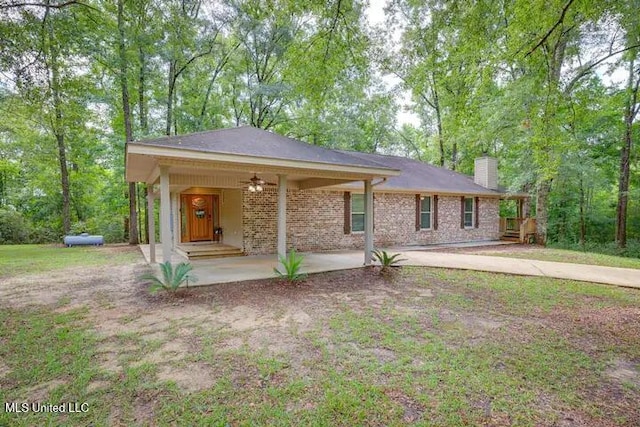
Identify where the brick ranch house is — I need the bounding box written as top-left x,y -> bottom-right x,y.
125,126 -> 530,265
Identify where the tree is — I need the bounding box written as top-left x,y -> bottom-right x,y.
117,0 -> 138,245
615,1 -> 640,248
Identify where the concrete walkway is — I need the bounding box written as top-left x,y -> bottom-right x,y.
138,244 -> 640,289
399,251 -> 640,289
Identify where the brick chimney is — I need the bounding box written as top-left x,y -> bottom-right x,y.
474,156 -> 498,190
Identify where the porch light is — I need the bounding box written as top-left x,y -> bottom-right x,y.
246,174 -> 265,192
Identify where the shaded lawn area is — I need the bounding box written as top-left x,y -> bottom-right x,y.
435,244 -> 640,270
0,244 -> 140,278
0,245 -> 639,426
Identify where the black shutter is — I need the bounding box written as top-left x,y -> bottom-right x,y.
475,197 -> 480,228
344,192 -> 351,234
460,196 -> 465,229
433,195 -> 438,230
415,194 -> 421,231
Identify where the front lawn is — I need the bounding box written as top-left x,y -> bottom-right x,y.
0,244 -> 140,278
0,247 -> 638,426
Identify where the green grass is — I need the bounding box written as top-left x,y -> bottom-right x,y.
1,261 -> 639,425
0,244 -> 140,278
486,247 -> 640,269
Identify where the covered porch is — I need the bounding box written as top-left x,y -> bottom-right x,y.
126,127 -> 400,266
499,196 -> 536,243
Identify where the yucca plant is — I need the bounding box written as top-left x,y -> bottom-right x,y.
142,261 -> 197,294
371,249 -> 407,274
274,249 -> 307,283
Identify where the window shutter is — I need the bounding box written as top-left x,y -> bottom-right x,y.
433,195 -> 438,230
415,194 -> 421,231
460,196 -> 465,229
372,194 -> 376,231
475,197 -> 480,228
344,192 -> 351,234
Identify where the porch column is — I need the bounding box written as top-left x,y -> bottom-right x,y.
517,199 -> 524,218
277,174 -> 287,259
147,191 -> 156,263
159,165 -> 172,263
171,192 -> 179,249
364,179 -> 374,265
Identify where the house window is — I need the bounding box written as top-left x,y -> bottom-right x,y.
351,194 -> 365,232
464,197 -> 474,228
420,196 -> 432,229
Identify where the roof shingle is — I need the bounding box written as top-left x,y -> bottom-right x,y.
336,150 -> 504,195
130,126 -> 393,170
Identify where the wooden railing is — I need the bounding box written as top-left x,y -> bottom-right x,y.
500,217 -> 537,243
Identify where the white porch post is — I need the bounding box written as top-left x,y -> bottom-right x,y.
147,191 -> 156,263
364,179 -> 374,265
171,192 -> 179,249
159,165 -> 172,263
277,174 -> 287,259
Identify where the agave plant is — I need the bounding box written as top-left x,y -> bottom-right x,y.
142,261 -> 197,294
371,249 -> 407,273
273,249 -> 307,283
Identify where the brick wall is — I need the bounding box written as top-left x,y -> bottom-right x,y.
242,188 -> 500,255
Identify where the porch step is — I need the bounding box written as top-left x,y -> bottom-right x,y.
176,244 -> 244,260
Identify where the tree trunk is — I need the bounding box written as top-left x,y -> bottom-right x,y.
138,46 -> 148,136
46,13 -> 71,236
138,47 -> 150,243
118,0 -> 139,245
616,115 -> 632,249
535,179 -> 552,245
534,36 -> 567,245
55,129 -> 71,236
579,177 -> 586,246
616,56 -> 638,249
166,61 -> 176,136
432,76 -> 445,168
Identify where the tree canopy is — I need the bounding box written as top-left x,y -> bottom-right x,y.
0,0 -> 638,251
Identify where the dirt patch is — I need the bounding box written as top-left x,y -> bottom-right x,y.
606,359 -> 640,388
384,389 -> 424,423
550,305 -> 640,356
0,360 -> 10,379
156,362 -> 216,393
86,380 -> 110,394
371,347 -> 396,363
439,309 -> 503,331
25,379 -> 66,401
137,339 -> 194,365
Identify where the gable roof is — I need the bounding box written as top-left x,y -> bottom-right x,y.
129,126 -> 392,171
335,150 -> 504,196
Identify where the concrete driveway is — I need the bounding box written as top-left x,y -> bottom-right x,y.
399,251 -> 640,289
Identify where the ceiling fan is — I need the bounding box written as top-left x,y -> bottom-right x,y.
240,174 -> 276,192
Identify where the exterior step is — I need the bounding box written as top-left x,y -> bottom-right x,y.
176,244 -> 244,260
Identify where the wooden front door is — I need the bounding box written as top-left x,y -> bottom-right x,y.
182,194 -> 216,242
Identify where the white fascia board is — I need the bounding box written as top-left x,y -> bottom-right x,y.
127,144 -> 400,177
